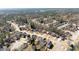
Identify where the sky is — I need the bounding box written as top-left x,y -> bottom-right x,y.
0,0 -> 79,8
